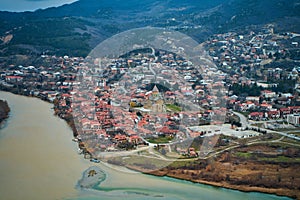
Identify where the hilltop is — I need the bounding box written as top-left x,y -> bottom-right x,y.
0,0 -> 299,59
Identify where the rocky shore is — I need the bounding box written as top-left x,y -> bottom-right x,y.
0,99 -> 10,125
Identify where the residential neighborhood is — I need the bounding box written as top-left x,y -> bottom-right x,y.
0,24 -> 299,159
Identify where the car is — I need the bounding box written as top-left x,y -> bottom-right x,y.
90,158 -> 100,163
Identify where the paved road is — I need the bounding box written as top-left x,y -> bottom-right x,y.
97,146 -> 150,158
249,119 -> 284,124
266,129 -> 300,141
232,111 -> 300,141
232,111 -> 248,128
284,130 -> 300,133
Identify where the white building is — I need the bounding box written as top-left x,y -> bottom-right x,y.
287,114 -> 300,126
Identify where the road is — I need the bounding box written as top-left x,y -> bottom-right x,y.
267,129 -> 300,141
232,111 -> 300,141
232,111 -> 248,128
97,146 -> 150,159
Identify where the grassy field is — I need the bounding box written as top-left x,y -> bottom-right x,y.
166,104 -> 181,112
235,151 -> 300,163
108,155 -> 172,170
235,152 -> 253,159
258,155 -> 300,162
147,136 -> 174,144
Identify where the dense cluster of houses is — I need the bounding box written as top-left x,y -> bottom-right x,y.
206,25 -> 299,81
207,25 -> 300,126
226,90 -> 300,122
0,25 -> 299,156
67,49 -> 228,155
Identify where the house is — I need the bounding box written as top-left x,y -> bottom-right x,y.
90,121 -> 101,130
261,90 -> 277,98
158,126 -> 176,135
279,108 -> 291,118
260,103 -> 272,111
114,134 -> 127,142
257,82 -> 278,88
188,148 -> 198,157
246,96 -> 260,102
238,101 -> 255,111
81,118 -> 91,129
5,75 -> 23,83
189,150 -> 197,157
249,112 -> 264,120
129,135 -> 142,144
267,110 -> 280,119
277,97 -> 290,105
289,106 -> 300,114
245,101 -> 256,109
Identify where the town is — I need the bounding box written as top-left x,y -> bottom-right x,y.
0,24 -> 299,162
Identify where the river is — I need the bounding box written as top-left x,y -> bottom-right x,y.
0,91 -> 292,200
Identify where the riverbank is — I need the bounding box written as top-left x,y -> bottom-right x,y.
0,99 -> 10,125
124,155 -> 299,199
148,170 -> 298,199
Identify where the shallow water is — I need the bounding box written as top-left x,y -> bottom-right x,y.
0,92 -> 292,200
0,92 -> 90,200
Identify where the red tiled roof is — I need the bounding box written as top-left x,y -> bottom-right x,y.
280,108 -> 290,111
249,112 -> 264,117
6,75 -> 23,79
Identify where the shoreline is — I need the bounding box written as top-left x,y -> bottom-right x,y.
1,90 -> 297,200
0,91 -> 91,200
125,165 -> 297,199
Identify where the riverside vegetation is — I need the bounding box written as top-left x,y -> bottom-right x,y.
0,99 -> 10,124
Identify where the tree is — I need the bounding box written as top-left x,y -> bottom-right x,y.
268,52 -> 273,59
